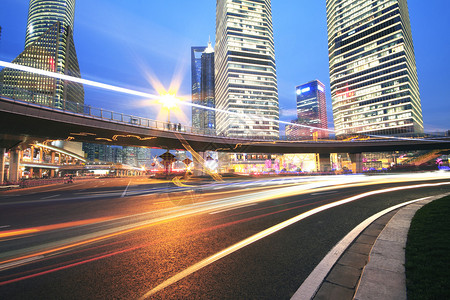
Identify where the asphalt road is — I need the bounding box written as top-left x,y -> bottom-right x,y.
0,172 -> 449,299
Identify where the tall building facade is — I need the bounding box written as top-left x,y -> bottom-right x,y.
0,0 -> 83,111
326,0 -> 423,136
25,0 -> 76,48
295,80 -> 329,139
215,0 -> 279,138
191,42 -> 215,132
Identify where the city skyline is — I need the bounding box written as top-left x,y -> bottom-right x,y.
0,0 -> 448,133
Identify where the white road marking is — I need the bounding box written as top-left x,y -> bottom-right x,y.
209,203 -> 257,214
138,182 -> 450,299
0,225 -> 11,229
40,194 -> 61,200
291,195 -> 439,300
121,180 -> 131,198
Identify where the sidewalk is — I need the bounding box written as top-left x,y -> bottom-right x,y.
292,193 -> 450,300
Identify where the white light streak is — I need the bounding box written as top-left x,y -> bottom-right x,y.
0,60 -> 334,134
0,60 -> 445,141
138,181 -> 450,298
0,61 -> 159,100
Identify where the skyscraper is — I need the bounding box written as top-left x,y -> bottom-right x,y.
25,0 -> 76,48
192,46 -> 206,130
215,0 -> 279,138
295,80 -> 329,139
0,0 -> 83,111
326,0 -> 423,136
191,41 -> 215,132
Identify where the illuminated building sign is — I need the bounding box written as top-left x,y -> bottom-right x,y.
297,87 -> 311,95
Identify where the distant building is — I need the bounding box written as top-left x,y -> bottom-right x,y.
191,46 -> 206,130
191,41 -> 215,132
136,147 -> 152,168
293,80 -> 328,139
0,0 -> 83,111
83,143 -> 111,163
215,0 -> 279,138
82,143 -> 152,168
326,0 -> 423,136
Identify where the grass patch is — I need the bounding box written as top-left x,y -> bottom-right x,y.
405,195 -> 450,300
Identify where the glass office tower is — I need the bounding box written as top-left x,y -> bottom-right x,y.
25,0 -> 76,48
191,42 -> 215,132
0,0 -> 83,111
295,80 -> 329,139
326,0 -> 423,136
192,46 -> 207,130
215,0 -> 279,138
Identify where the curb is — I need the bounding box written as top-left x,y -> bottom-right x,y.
354,193 -> 450,299
292,193 -> 450,300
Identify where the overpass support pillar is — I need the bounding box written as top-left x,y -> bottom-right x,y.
317,153 -> 331,172
9,149 -> 21,182
0,148 -> 5,184
193,152 -> 205,176
349,153 -> 363,173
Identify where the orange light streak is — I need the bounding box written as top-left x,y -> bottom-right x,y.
0,218 -> 173,266
0,217 -> 111,239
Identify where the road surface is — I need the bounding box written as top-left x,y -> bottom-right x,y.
1,172 -> 449,299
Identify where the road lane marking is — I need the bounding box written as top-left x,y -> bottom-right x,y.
138,181 -> 450,299
40,194 -> 61,200
121,180 -> 131,198
0,225 -> 11,229
209,203 -> 257,214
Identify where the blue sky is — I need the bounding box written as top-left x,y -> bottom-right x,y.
0,0 -> 449,132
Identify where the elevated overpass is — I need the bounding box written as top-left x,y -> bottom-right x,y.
1,96 -> 449,154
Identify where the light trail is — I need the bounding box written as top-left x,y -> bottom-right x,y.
138,181 -> 450,298
0,217 -> 113,239
1,60 -> 438,141
0,61 -> 159,100
0,177 -> 448,286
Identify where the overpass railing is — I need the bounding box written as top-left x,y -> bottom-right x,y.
1,83 -> 448,142
0,83 -> 221,136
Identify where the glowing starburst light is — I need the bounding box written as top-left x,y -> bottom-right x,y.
0,60 -> 436,142
159,93 -> 180,110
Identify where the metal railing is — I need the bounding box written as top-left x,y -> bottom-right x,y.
1,83 -> 448,143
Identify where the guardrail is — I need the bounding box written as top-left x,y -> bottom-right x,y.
1,83 -> 448,142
